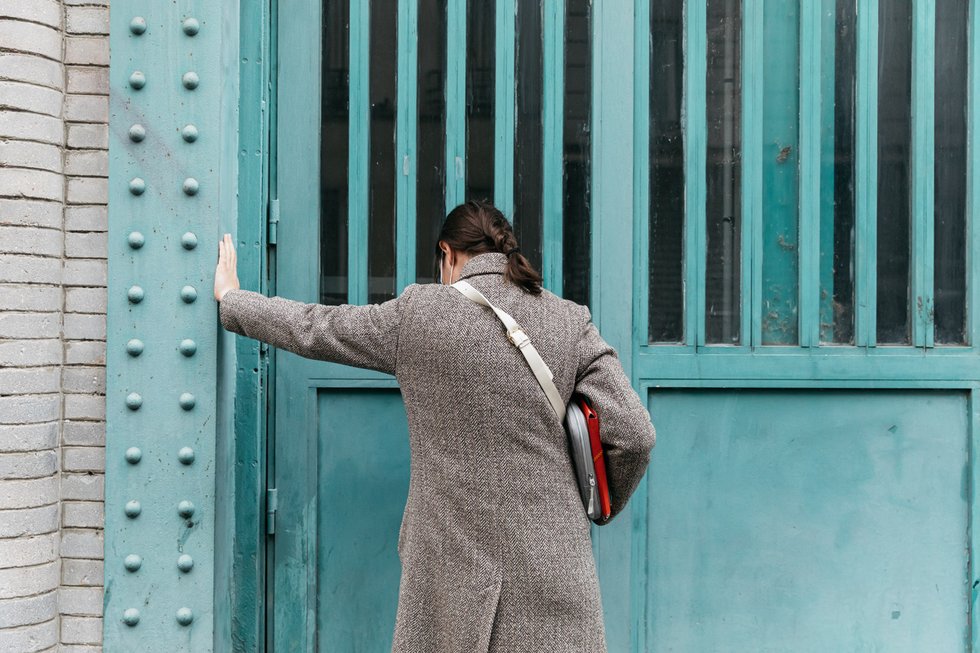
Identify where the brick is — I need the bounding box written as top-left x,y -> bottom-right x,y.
0,226 -> 62,257
0,339 -> 61,366
0,533 -> 57,569
66,66 -> 108,95
0,284 -> 60,311
60,529 -> 103,559
65,287 -> 106,314
0,422 -> 58,453
61,615 -> 102,645
63,393 -> 105,421
61,646 -> 103,653
0,502 -> 58,538
0,80 -> 62,117
0,367 -> 60,394
61,474 -> 103,502
62,420 -> 104,446
0,590 -> 58,628
64,37 -> 108,67
64,313 -> 106,340
0,167 -> 63,202
65,150 -> 108,177
0,110 -> 63,146
0,560 -> 59,599
66,177 -> 107,205
0,19 -> 62,61
0,311 -> 59,338
0,139 -> 62,175
61,558 -> 102,586
0,450 -> 57,479
0,394 -> 60,424
62,447 -> 104,473
0,475 -> 58,509
59,587 -> 103,616
66,123 -> 107,150
62,367 -> 105,394
0,0 -> 62,28
0,198 -> 62,228
64,95 -> 108,123
65,231 -> 107,259
64,259 -> 106,286
62,500 -> 103,528
66,6 -> 108,36
0,617 -> 58,652
65,341 -> 105,366
0,53 -> 62,90
64,204 -> 107,231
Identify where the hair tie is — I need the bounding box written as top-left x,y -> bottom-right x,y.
506,247 -> 521,258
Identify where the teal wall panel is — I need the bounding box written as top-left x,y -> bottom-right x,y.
105,3 -> 227,649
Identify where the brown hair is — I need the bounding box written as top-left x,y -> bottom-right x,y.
434,199 -> 543,294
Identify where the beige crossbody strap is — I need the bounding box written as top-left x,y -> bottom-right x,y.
451,280 -> 567,422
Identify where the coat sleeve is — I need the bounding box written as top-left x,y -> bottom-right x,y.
573,309 -> 656,525
218,284 -> 418,375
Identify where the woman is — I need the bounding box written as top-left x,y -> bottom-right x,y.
215,199 -> 656,652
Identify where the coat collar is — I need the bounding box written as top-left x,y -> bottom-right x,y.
457,251 -> 508,280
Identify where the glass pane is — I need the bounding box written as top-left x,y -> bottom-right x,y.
417,0 -> 448,283
934,0 -> 968,344
320,0 -> 350,305
875,1 -> 911,343
514,0 -> 544,271
705,0 -> 742,344
368,0 -> 398,303
649,0 -> 685,342
761,0 -> 799,345
818,0 -> 856,344
465,0 -> 495,201
562,0 -> 592,307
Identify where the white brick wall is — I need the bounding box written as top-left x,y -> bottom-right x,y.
0,1 -> 108,650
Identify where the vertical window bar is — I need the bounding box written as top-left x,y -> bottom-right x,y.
855,0 -> 878,346
349,0 -> 370,304
495,0 -> 516,217
636,0 -> 652,339
967,0 -> 980,347
396,0 -> 418,293
514,0 -> 544,271
799,0 -> 820,347
688,0 -> 707,346
911,0 -> 935,347
465,0 -> 495,202
542,1 -> 563,293
445,0 -> 466,212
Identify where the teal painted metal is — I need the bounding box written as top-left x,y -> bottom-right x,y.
799,0 -> 820,347
495,0 -> 516,218
912,0 -> 935,348
817,0 -> 837,344
632,0 -> 651,352
446,0 -> 466,211
542,0 -> 564,294
970,0 -> 980,349
687,0 -> 707,347
745,0 -> 763,347
396,0 -> 418,294
855,0 -> 878,347
349,0 -> 370,305
105,3 -> 223,649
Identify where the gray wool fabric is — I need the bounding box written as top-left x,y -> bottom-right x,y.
218,251 -> 656,653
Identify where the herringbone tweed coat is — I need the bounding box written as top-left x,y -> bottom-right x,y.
218,252 -> 656,652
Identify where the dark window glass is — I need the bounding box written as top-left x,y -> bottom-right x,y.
563,0 -> 592,307
819,0 -> 856,344
465,0 -> 495,202
514,0 -> 544,271
368,0 -> 398,303
417,0 -> 448,283
705,0 -> 742,344
934,0 -> 968,344
761,0 -> 800,345
320,0 -> 350,305
875,1 -> 912,343
649,0 -> 685,342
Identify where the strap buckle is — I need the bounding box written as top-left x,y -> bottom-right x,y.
506,324 -> 531,349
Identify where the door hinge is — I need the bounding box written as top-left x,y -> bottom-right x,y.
266,487 -> 278,535
267,198 -> 280,246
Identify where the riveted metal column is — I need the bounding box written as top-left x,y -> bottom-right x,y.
106,6 -> 221,650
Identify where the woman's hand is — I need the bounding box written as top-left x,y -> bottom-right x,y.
214,233 -> 241,301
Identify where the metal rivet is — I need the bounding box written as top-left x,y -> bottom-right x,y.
129,71 -> 146,89
126,339 -> 144,356
129,177 -> 145,195
179,339 -> 197,356
182,177 -> 199,196
125,447 -> 142,464
127,285 -> 144,303
182,17 -> 200,35
179,392 -> 196,410
180,286 -> 197,303
182,71 -> 199,89
125,500 -> 142,518
177,554 -> 194,572
181,232 -> 198,249
181,124 -> 199,142
129,17 -> 147,35
123,608 -> 141,626
178,447 -> 195,465
125,392 -> 142,410
124,554 -> 142,571
127,231 -> 145,249
177,500 -> 195,518
176,607 -> 194,626
128,124 -> 146,142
